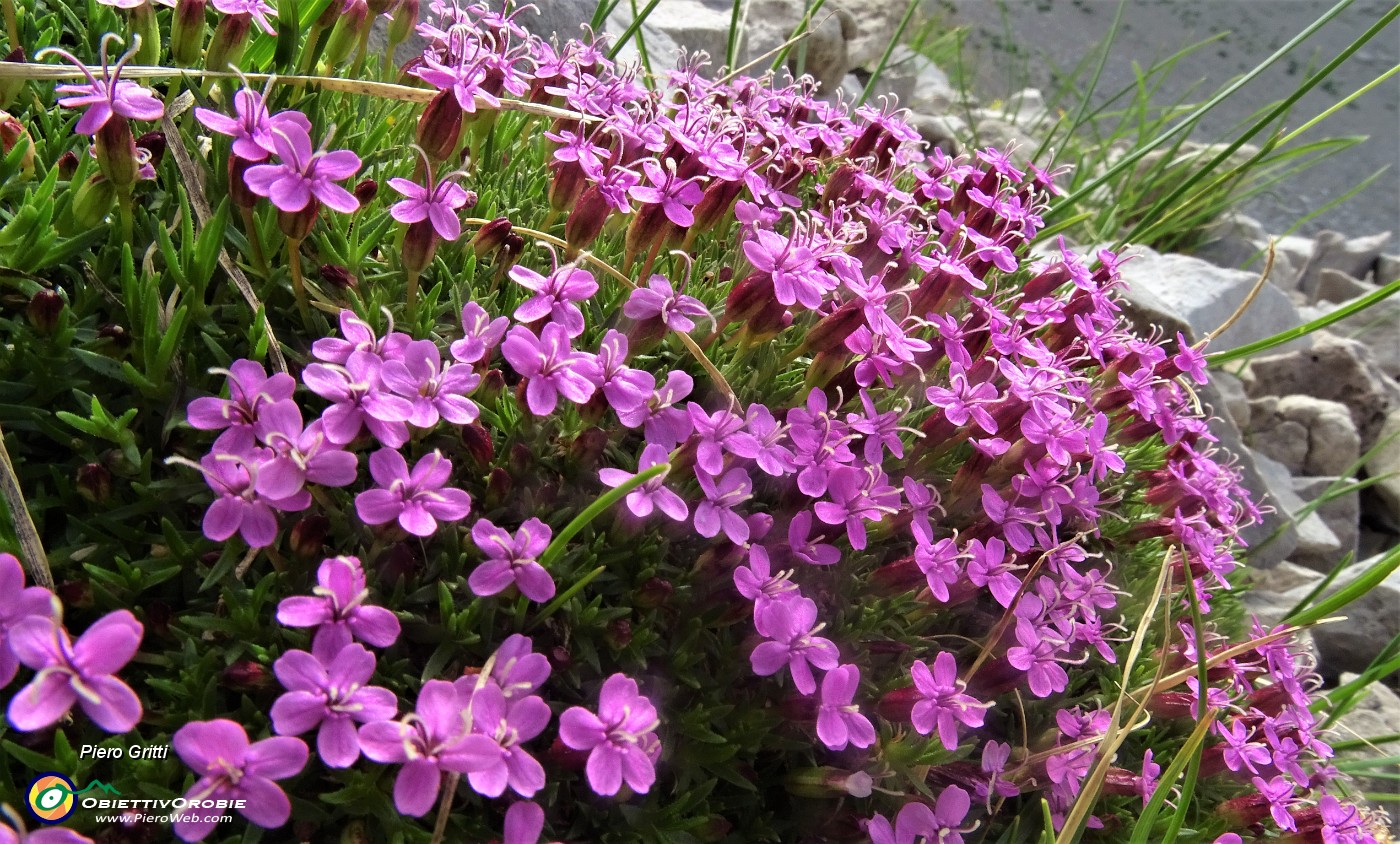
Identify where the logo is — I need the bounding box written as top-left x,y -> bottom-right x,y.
26,774 -> 121,823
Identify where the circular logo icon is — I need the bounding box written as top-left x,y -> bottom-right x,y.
27,773 -> 76,824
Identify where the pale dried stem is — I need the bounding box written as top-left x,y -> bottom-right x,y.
0,422 -> 53,589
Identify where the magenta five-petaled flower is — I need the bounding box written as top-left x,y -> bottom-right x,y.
41,36 -> 164,135
866,787 -> 975,844
509,263 -> 599,338
388,165 -> 474,241
500,324 -> 598,416
354,449 -> 472,537
358,680 -> 484,816
276,555 -> 401,652
816,664 -> 875,751
750,596 -> 839,695
559,673 -> 661,797
379,340 -> 481,428
6,610 -> 143,734
910,651 -> 988,751
599,443 -> 687,521
244,123 -> 361,214
210,0 -> 278,35
172,719 -> 308,841
623,274 -> 711,333
468,518 -> 556,603
270,644 -> 397,768
195,88 -> 312,162
187,359 -> 296,432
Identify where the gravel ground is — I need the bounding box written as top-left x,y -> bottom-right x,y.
933,0 -> 1399,239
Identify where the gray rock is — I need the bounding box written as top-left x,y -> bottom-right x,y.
741,0 -> 855,93
1001,87 -> 1049,131
1330,673 -> 1400,830
1114,246 -> 1310,351
1271,234 -> 1316,294
842,0 -> 909,72
1252,449 -> 1341,572
1245,332 -> 1400,450
1378,253 -> 1400,284
1248,395 -> 1361,478
1314,269 -> 1375,305
1292,476 -> 1360,572
965,117 -> 1038,167
1298,230 -> 1393,298
1191,213 -> 1288,282
872,47 -> 959,114
1212,369 -> 1251,432
1367,408 -> 1400,520
907,112 -> 966,155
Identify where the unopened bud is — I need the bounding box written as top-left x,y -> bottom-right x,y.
56,150 -> 80,179
135,130 -> 166,167
723,272 -> 776,324
290,514 -> 330,560
484,466 -> 513,508
635,577 -> 672,609
469,216 -> 513,258
228,154 -> 258,209
220,659 -> 273,692
98,322 -> 132,349
0,111 -> 35,176
27,289 -> 65,334
57,579 -> 94,610
875,685 -> 920,723
605,619 -> 632,649
416,90 -> 464,163
785,767 -> 875,799
278,203 -> 320,241
460,423 -> 494,467
387,0 -> 420,45
476,369 -> 505,402
322,0 -> 370,67
170,0 -> 208,66
563,184 -> 610,255
205,12 -> 252,73
549,646 -> 572,671
568,427 -> 609,469
353,178 -> 378,205
547,160 -> 586,212
319,263 -> 357,289
76,462 -> 113,504
804,299 -> 866,355
0,49 -> 25,108
377,542 -> 421,585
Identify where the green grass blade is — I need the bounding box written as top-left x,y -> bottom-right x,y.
1046,0 -> 1358,223
1285,544 -> 1400,629
1206,277 -> 1400,365
725,0 -> 744,70
857,0 -> 919,106
606,0 -> 662,64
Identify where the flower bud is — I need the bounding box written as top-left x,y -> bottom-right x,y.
170,0 -> 208,66
27,289 -> 65,334
689,178 -> 743,234
416,90 -> 464,163
605,619 -> 632,650
131,3 -> 163,65
547,160 -> 586,212
635,576 -> 672,609
56,149 -> 80,179
290,514 -> 330,560
57,579 -> 94,610
876,685 -> 920,723
723,271 -> 776,325
568,426 -> 608,469
319,263 -> 357,289
0,48 -> 26,109
785,767 -> 874,799
476,368 -> 505,402
205,12 -> 252,72
96,116 -> 139,187
484,466 -> 513,508
387,0 -> 420,46
98,322 -> 132,350
460,422 -> 495,467
220,659 -> 274,692
548,645 -> 572,671
563,184 -> 611,255
322,0 -> 369,68
400,219 -> 440,276
76,462 -> 113,504
377,542 -> 421,586
803,299 -> 866,355
469,216 -> 513,258
135,130 -> 167,167
0,111 -> 35,176
352,178 -> 378,205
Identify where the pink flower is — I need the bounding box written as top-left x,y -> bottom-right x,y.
388,164 -> 474,241
559,674 -> 661,797
172,720 -> 307,841
816,664 -> 875,751
455,681 -> 550,798
196,428 -> 309,548
598,444 -> 687,521
499,324 -> 598,416
0,553 -> 61,689
910,652 -> 988,751
509,264 -> 599,338
186,359 -> 296,432
378,340 -> 481,427
6,610 -> 143,733
275,555 -> 401,650
623,274 -> 711,333
750,596 -> 839,695
449,302 -> 508,365
244,123 -> 361,214
40,36 -> 164,135
354,449 -> 472,537
210,0 -> 277,35
694,467 -> 753,544
270,644 -> 398,768
468,518 -> 555,603
195,88 -> 311,162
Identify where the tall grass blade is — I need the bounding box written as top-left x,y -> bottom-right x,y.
1206,277 -> 1400,365
857,0 -> 919,106
1046,0 -> 1358,223
606,0 -> 662,64
1285,544 -> 1400,628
